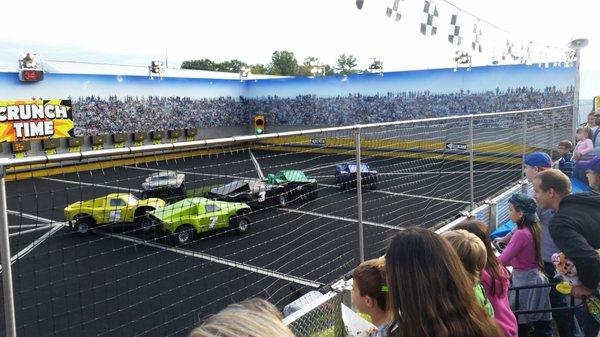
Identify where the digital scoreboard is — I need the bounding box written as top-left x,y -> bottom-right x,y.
19,69 -> 44,82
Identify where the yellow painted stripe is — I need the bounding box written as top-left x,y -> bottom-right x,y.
259,136 -> 535,154
253,144 -> 523,165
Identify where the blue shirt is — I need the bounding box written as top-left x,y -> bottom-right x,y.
558,153 -> 574,177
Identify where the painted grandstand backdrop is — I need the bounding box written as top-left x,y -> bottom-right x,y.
0,64 -> 575,135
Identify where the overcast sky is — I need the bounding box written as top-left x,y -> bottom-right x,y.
0,0 -> 597,98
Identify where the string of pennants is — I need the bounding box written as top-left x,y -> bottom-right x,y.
368,0 -> 573,67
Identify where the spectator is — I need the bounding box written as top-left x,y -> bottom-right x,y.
592,111 -> 600,147
581,111 -> 597,130
352,258 -> 392,337
455,220 -> 518,337
188,298 -> 295,337
442,229 -> 495,317
494,151 -> 580,337
557,140 -> 574,177
573,127 -> 594,162
384,227 -> 503,337
575,115 -> 600,184
523,152 -> 553,183
533,169 -> 600,336
580,156 -> 600,191
498,193 -> 552,337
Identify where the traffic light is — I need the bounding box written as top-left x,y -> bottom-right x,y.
253,115 -> 265,135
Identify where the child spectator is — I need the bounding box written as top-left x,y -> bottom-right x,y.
385,227 -> 503,337
352,258 -> 391,337
557,140 -> 574,177
573,127 -> 594,162
189,298 -> 295,337
455,220 -> 518,337
441,229 -> 495,317
499,193 -> 552,337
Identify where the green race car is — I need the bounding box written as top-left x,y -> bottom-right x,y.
64,193 -> 165,236
148,197 -> 251,245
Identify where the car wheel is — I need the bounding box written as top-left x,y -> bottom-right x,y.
173,225 -> 194,245
74,217 -> 94,236
277,193 -> 287,207
138,216 -> 156,233
234,216 -> 250,234
307,188 -> 318,201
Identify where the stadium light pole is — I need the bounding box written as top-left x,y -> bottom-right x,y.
569,37 -> 588,142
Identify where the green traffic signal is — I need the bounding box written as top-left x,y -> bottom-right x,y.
255,128 -> 264,135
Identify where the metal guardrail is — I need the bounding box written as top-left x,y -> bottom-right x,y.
511,282 -> 582,316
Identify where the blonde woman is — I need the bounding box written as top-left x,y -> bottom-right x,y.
189,298 -> 295,337
442,229 -> 495,317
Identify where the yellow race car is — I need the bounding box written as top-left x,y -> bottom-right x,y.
64,193 -> 165,235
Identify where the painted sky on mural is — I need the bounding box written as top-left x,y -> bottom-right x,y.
0,64 -> 574,100
0,73 -> 248,100
246,65 -> 575,98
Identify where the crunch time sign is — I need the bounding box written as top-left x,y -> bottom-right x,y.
0,100 -> 74,142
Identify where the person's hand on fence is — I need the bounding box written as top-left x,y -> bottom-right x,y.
571,285 -> 594,298
492,234 -> 511,253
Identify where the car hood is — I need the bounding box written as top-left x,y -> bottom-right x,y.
65,199 -> 95,210
137,198 -> 166,208
150,199 -> 195,222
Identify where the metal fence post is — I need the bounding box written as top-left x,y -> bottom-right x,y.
550,111 -> 555,160
0,167 -> 17,337
521,111 -> 529,194
488,200 -> 498,232
573,49 -> 581,143
469,117 -> 475,212
355,128 -> 365,264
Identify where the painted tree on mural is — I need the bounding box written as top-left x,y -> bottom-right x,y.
181,58 -> 249,73
181,52 -> 343,76
269,50 -> 299,76
336,54 -> 359,75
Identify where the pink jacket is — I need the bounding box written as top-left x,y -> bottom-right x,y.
574,139 -> 593,161
481,268 -> 517,337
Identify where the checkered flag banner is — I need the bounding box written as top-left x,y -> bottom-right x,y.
504,40 -> 518,60
471,22 -> 483,52
386,0 -> 403,22
448,12 -> 461,46
420,0 -> 439,36
519,41 -> 533,64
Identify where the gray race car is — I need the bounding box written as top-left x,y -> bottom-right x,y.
140,171 -> 186,202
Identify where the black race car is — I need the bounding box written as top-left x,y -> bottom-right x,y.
334,162 -> 379,190
204,170 -> 318,209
